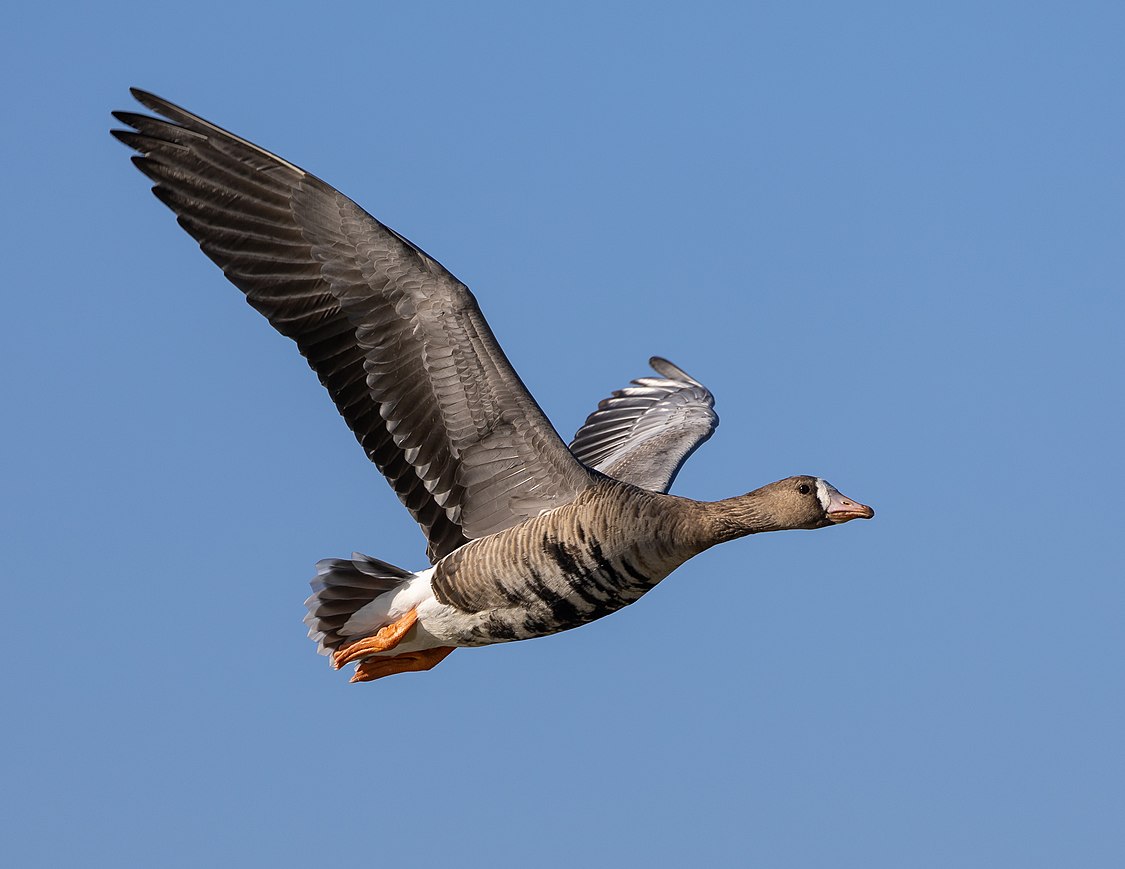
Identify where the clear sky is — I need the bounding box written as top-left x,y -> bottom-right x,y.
3,2 -> 1123,867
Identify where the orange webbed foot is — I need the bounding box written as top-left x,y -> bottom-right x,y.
350,646 -> 456,683
331,608 -> 420,670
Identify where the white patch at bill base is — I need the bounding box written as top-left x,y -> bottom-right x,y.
815,478 -> 840,512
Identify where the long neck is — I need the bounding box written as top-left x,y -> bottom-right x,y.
698,489 -> 791,546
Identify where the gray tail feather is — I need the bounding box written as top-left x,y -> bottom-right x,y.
303,553 -> 414,656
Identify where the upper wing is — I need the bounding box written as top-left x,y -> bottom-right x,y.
113,89 -> 592,563
569,357 -> 718,492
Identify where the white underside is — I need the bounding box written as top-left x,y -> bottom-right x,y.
338,566 -> 467,656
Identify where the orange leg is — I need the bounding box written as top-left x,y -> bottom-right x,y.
350,646 -> 456,683
331,608 -> 419,670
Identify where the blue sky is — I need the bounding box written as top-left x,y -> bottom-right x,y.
4,2 -> 1123,866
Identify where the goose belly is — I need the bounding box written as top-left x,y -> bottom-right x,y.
427,534 -> 675,647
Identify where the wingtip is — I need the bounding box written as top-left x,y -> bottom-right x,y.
127,87 -> 183,120
129,86 -> 157,105
648,356 -> 698,384
110,108 -> 145,142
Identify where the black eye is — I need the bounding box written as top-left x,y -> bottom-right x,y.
798,484 -> 811,495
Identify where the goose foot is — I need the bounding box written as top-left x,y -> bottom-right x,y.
332,608 -> 419,670
350,647 -> 456,683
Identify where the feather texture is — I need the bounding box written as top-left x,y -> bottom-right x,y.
569,357 -> 718,492
112,91 -> 874,683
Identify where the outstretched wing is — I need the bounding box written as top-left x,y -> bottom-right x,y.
113,89 -> 592,563
569,357 -> 718,492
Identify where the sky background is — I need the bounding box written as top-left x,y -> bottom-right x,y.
3,2 -> 1123,866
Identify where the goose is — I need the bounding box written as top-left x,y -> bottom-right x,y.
112,90 -> 874,683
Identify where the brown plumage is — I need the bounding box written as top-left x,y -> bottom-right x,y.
420,475 -> 872,648
111,90 -> 873,682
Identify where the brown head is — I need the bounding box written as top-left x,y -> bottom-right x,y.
706,475 -> 874,542
756,475 -> 874,529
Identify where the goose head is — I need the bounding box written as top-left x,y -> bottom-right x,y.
742,476 -> 875,531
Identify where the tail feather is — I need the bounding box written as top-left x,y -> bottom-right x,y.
303,553 -> 413,656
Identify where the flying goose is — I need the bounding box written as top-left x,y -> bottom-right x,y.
112,90 -> 874,683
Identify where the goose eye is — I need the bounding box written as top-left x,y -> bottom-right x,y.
798,484 -> 811,495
